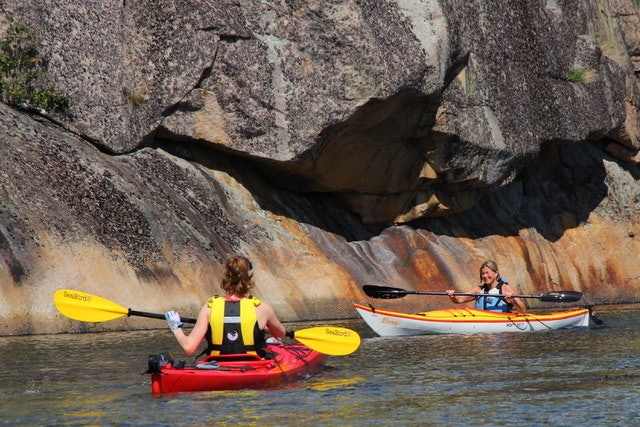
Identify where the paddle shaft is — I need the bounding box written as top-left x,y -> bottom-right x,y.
131,312 -> 358,355
398,291 -> 552,299
362,285 -> 583,303
129,309 -> 196,324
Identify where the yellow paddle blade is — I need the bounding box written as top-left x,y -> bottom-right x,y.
54,289 -> 129,322
293,326 -> 361,356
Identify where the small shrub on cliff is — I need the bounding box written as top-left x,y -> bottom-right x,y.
0,15 -> 70,113
567,67 -> 596,84
123,87 -> 147,105
567,67 -> 586,83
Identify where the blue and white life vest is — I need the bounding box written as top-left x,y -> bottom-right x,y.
474,278 -> 513,312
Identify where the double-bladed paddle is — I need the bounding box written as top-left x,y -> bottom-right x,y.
362,284 -> 583,303
54,289 -> 360,356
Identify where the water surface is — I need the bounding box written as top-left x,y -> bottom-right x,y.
1,304 -> 638,426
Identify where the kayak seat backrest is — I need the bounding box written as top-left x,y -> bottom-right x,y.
205,353 -> 262,362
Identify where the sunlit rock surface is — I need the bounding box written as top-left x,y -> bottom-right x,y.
1,1 -> 639,335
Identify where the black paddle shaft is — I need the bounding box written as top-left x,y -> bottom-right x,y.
129,309 -> 197,324
362,285 -> 583,303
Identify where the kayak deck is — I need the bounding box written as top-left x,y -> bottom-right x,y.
354,303 -> 591,336
150,343 -> 327,393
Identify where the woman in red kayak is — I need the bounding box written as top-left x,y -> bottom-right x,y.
445,260 -> 527,314
165,256 -> 286,357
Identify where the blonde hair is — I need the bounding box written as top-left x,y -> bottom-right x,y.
220,256 -> 254,296
479,260 -> 500,281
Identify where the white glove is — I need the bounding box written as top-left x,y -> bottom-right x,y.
165,310 -> 183,332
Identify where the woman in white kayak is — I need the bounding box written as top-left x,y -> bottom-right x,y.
445,260 -> 527,314
164,256 -> 286,357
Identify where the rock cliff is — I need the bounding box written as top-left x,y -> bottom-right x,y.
0,0 -> 639,335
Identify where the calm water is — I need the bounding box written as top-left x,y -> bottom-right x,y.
1,304 -> 638,426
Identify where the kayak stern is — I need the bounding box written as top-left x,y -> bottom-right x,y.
150,343 -> 327,394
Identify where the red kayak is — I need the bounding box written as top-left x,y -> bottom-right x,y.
148,343 -> 327,394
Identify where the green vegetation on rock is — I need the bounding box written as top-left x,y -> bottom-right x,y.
0,15 -> 70,113
567,67 -> 586,83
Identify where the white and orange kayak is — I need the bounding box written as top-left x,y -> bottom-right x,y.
354,303 -> 591,336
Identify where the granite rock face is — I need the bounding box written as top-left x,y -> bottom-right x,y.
7,0 -> 639,223
1,1 -> 639,335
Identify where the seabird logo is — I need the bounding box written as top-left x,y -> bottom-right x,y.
226,331 -> 239,341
